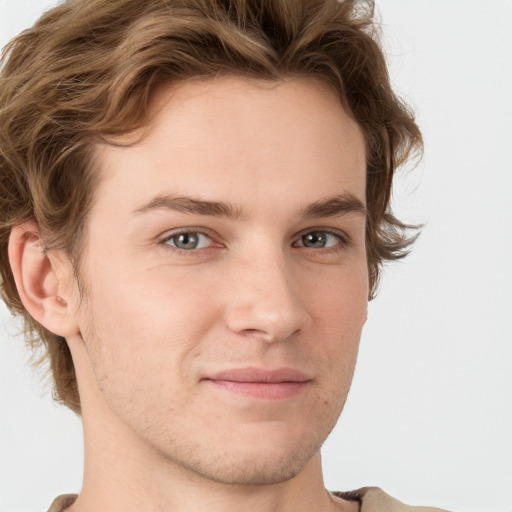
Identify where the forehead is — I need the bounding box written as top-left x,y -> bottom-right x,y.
93,75 -> 366,216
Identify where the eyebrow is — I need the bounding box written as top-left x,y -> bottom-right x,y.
300,193 -> 367,219
132,193 -> 366,220
132,195 -> 247,220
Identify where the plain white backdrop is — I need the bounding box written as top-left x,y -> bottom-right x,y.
0,1 -> 511,511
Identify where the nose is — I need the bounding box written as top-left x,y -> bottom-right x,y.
224,251 -> 311,343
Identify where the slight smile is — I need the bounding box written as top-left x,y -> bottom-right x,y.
203,367 -> 312,400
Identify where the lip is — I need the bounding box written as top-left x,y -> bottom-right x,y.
205,367 -> 311,383
203,367 -> 311,400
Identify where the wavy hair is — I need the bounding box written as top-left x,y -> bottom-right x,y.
0,0 -> 422,413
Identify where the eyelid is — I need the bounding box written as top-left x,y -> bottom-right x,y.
156,225 -> 352,255
293,227 -> 351,247
159,226 -> 215,241
158,227 -> 221,253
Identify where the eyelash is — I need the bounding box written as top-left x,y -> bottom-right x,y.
293,228 -> 351,252
159,229 -> 218,256
158,227 -> 351,255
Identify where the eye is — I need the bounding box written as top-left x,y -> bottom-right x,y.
162,231 -> 212,250
296,230 -> 344,249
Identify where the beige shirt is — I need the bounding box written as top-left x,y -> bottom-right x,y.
48,487 -> 450,511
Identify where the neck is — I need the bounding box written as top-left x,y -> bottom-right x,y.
70,405 -> 355,512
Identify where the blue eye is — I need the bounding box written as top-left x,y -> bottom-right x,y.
298,231 -> 343,249
163,232 -> 211,250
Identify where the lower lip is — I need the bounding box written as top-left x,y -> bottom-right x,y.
206,380 -> 309,400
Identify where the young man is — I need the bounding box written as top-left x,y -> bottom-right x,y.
0,0 -> 448,510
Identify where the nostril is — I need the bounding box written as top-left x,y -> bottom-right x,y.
231,320 -> 304,344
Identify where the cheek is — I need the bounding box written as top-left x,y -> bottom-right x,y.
77,274 -> 222,425
78,267 -> 223,389
88,265 -> 220,336
307,264 -> 367,370
307,260 -> 368,326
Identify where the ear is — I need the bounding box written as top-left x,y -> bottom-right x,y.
8,221 -> 80,337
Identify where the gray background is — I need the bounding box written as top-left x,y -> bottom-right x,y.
1,1 -> 511,511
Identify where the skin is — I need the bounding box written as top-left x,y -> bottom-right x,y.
10,76 -> 368,512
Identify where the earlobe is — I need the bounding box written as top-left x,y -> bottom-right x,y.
8,222 -> 79,337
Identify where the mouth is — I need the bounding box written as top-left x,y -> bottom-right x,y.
202,367 -> 311,400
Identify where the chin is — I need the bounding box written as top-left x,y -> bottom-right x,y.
166,427 -> 327,486
184,448 -> 314,486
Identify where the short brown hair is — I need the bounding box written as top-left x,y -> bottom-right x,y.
0,0 -> 422,413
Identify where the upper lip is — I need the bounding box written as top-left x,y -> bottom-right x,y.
204,367 -> 310,383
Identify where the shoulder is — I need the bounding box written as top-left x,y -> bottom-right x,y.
334,487 -> 451,512
47,494 -> 77,512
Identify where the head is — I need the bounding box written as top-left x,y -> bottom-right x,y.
0,0 -> 421,484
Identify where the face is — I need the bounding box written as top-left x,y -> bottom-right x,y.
72,76 -> 368,485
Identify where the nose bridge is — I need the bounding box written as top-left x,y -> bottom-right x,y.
225,246 -> 310,341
